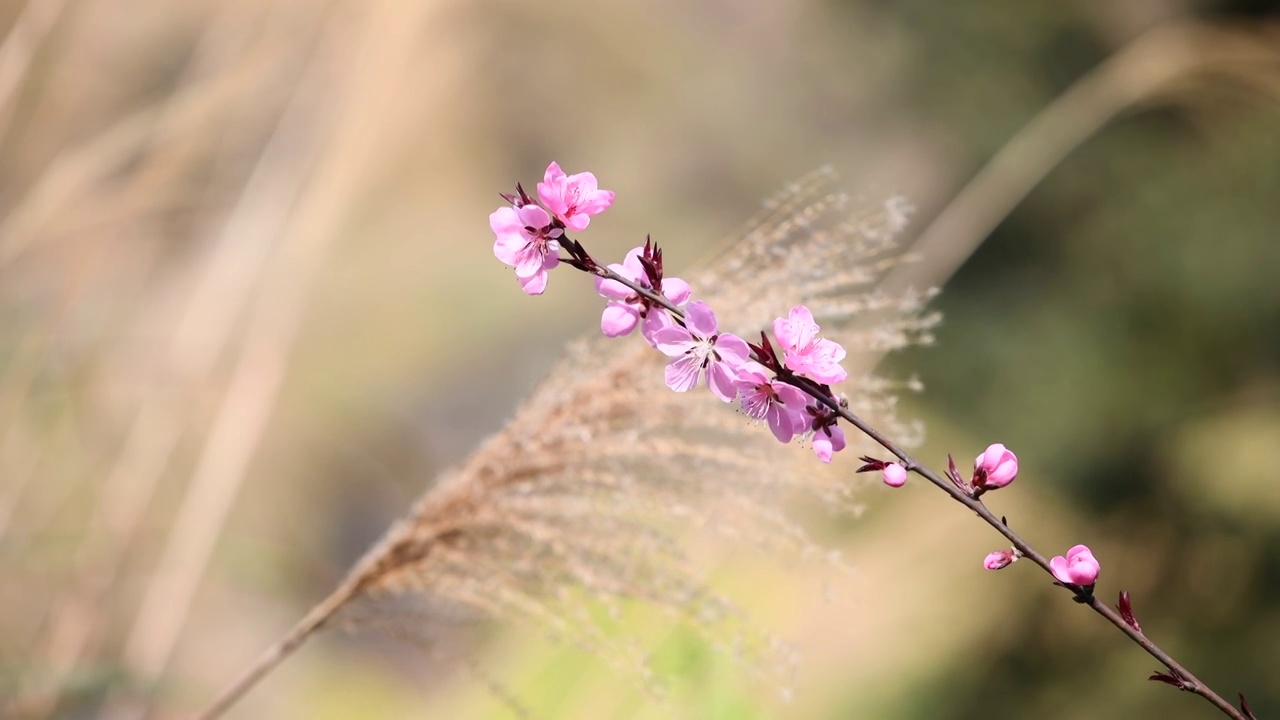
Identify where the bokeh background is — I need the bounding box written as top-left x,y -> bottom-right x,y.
2,0 -> 1278,718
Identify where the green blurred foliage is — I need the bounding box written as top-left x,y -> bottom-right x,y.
883,3 -> 1280,718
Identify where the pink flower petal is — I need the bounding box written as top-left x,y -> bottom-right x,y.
489,207 -> 517,234
516,204 -> 551,229
882,463 -> 908,487
684,301 -> 718,337
543,161 -> 566,184
706,359 -> 739,403
774,383 -> 808,409
518,269 -> 548,295
664,354 -> 702,393
774,305 -> 819,350
577,189 -> 615,216
733,361 -> 770,386
568,170 -> 599,193
765,404 -> 796,443
827,426 -> 847,453
804,339 -> 849,384
536,162 -> 613,231
621,247 -> 646,274
812,425 -> 845,463
601,302 -> 640,337
595,262 -> 638,300
562,213 -> 591,232
813,434 -> 835,464
652,326 -> 695,356
662,277 -> 692,305
984,551 -> 1013,570
975,443 -> 1018,489
492,235 -> 526,267
512,245 -> 546,279
641,309 -> 675,347
713,333 -> 751,368
1049,555 -> 1071,584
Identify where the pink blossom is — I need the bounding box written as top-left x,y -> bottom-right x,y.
536,161 -> 615,232
652,301 -> 750,402
882,462 -> 908,488
490,203 -> 562,295
811,424 -> 846,464
640,307 -> 678,346
983,550 -> 1015,570
1050,544 -> 1100,586
595,246 -> 691,342
733,362 -> 808,442
973,443 -> 1018,491
772,306 -> 847,385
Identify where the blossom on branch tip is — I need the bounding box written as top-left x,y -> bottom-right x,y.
733,362 -> 808,442
652,301 -> 750,402
882,462 -> 907,488
537,162 -> 614,232
983,550 -> 1015,570
1050,544 -> 1100,586
772,306 -> 847,384
491,204 -> 562,295
595,245 -> 691,343
973,442 -> 1018,494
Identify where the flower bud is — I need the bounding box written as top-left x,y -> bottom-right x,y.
983,550 -> 1015,570
1050,544 -> 1100,586
973,443 -> 1018,492
882,462 -> 907,488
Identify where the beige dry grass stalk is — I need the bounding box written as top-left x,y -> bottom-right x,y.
193,170 -> 939,719
884,21 -> 1280,295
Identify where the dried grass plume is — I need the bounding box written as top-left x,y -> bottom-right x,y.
196,169 -> 941,720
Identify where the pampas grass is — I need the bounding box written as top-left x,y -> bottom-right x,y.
194,169 -> 939,719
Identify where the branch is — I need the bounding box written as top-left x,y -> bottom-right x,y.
582,253 -> 1248,720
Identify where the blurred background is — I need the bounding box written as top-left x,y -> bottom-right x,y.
1,0 -> 1278,718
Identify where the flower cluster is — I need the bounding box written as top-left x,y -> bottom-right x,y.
490,162 -> 615,296
491,165 -> 1100,568
491,165 -> 1100,582
490,163 -> 851,462
483,165 -> 1260,718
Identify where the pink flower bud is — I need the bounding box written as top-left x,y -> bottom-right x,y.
973,443 -> 1018,491
882,462 -> 907,488
983,550 -> 1015,570
1049,544 -> 1100,586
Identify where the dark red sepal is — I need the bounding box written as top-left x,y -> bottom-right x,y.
1117,591 -> 1142,633
1149,669 -> 1192,691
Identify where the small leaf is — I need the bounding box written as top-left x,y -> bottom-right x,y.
1148,669 -> 1190,690
856,456 -> 888,474
1117,591 -> 1142,633
1240,693 -> 1256,719
945,454 -> 966,490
